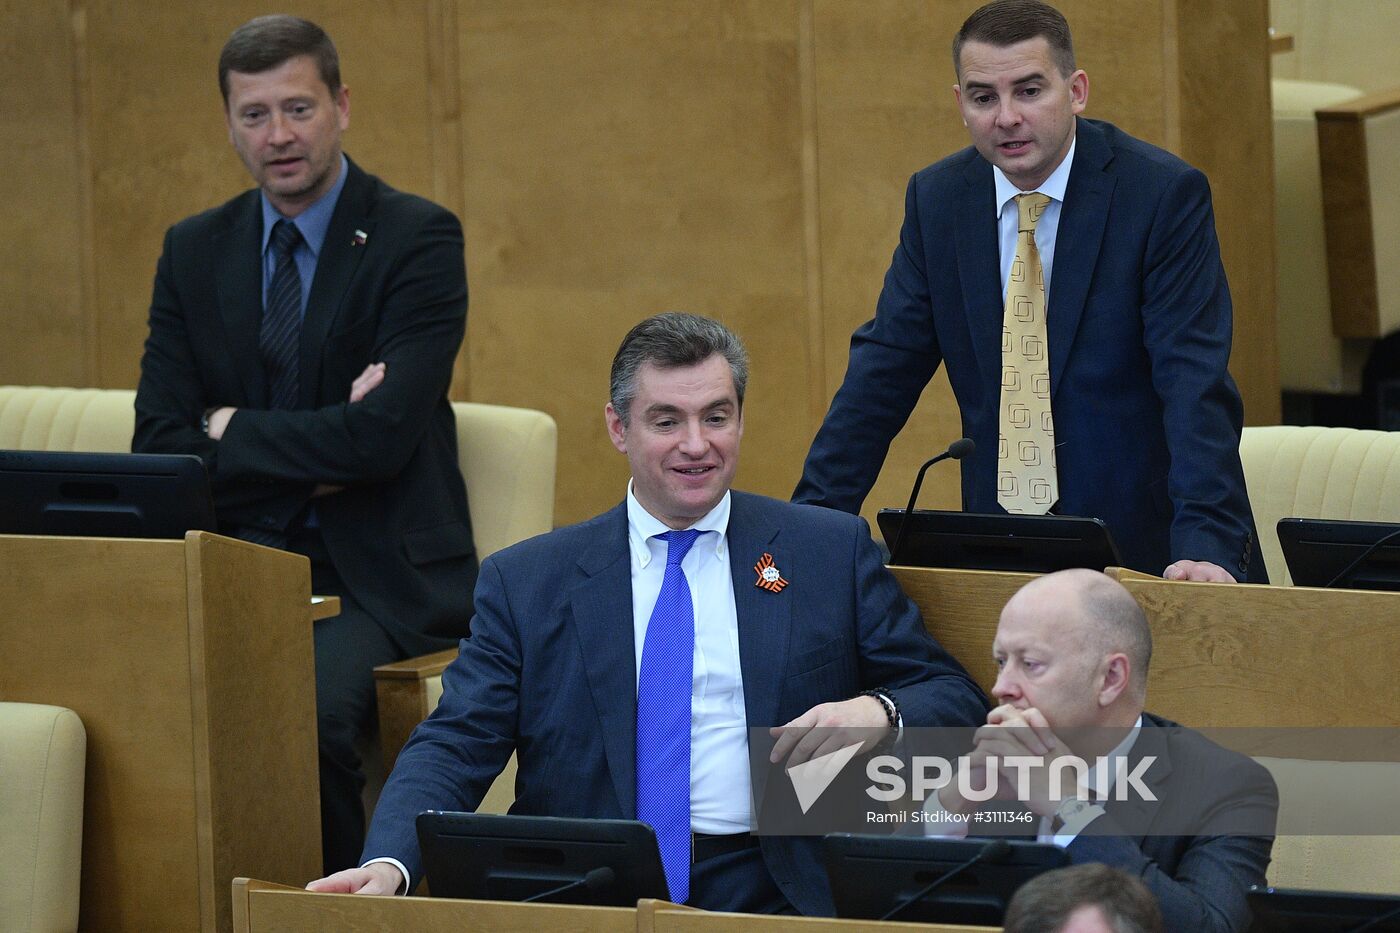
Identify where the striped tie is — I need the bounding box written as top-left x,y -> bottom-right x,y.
261,219 -> 304,411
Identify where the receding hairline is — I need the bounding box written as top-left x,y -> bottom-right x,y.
1004,569 -> 1152,688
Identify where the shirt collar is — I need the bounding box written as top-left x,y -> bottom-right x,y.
259,153 -> 350,260
625,480 -> 730,569
992,135 -> 1076,217
1082,713 -> 1144,797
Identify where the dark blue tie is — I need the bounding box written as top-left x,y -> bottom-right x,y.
636,528 -> 702,904
261,219 -> 303,411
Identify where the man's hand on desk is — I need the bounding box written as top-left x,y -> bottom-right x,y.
306,862 -> 403,896
768,695 -> 891,767
1162,559 -> 1235,583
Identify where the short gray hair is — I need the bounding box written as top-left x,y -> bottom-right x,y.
609,313 -> 749,425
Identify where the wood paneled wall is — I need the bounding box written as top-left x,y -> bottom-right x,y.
0,0 -> 1277,526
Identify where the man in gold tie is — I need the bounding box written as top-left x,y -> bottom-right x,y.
794,0 -> 1264,583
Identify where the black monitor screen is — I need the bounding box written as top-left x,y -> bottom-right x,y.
1277,517 -> 1400,591
416,811 -> 669,906
1249,886 -> 1400,932
878,508 -> 1122,573
823,833 -> 1069,925
0,449 -> 215,539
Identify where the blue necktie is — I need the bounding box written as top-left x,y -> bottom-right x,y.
636,528 -> 701,904
261,219 -> 303,411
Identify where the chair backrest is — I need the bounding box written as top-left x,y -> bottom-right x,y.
0,386 -> 136,453
0,703 -> 86,933
1271,79 -> 1368,394
1240,425 -> 1400,584
1256,756 -> 1400,895
0,390 -> 559,564
450,401 -> 557,560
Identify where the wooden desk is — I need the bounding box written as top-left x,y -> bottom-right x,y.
892,565 -> 1400,727
0,533 -> 320,933
233,879 -> 639,932
232,880 -> 996,932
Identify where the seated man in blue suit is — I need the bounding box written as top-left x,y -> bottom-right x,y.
308,312 -> 988,914
794,0 -> 1264,583
921,569 -> 1276,933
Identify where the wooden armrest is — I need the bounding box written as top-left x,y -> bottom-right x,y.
373,648 -> 458,681
374,648 -> 459,768
1317,86 -> 1400,122
309,595 -> 340,621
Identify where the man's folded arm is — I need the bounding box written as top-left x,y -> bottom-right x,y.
216,209 -> 467,487
132,227 -> 314,525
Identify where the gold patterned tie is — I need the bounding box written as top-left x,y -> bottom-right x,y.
997,192 -> 1058,514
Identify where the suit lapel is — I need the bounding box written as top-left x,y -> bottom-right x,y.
954,157 -> 1007,393
1102,718 -> 1172,843
1047,119 -> 1115,400
727,494 -> 793,808
213,193 -> 268,408
300,159 -> 375,408
568,504 -> 640,817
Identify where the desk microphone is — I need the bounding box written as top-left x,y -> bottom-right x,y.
1324,527 -> 1400,589
878,838 -> 1012,922
520,866 -> 616,904
889,437 -> 975,564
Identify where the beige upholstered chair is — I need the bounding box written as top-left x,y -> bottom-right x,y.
1256,756 -> 1400,895
1272,79 -> 1370,394
1270,4 -> 1400,397
0,386 -> 135,452
1239,425 -> 1400,584
0,703 -> 86,933
373,402 -> 557,815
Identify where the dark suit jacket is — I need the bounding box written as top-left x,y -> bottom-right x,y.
363,491 -> 989,915
1067,714 -> 1277,933
955,713 -> 1276,933
795,118 -> 1263,581
133,157 -> 476,655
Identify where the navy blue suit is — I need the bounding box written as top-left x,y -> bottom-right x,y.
363,491 -> 988,915
795,118 -> 1262,581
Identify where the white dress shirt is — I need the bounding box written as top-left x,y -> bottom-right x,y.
365,485 -> 756,891
994,136 -> 1077,302
627,484 -> 752,833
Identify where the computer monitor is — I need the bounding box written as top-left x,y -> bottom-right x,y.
877,508 -> 1122,573
416,812 -> 669,905
0,449 -> 215,539
1248,886 -> 1400,931
1277,517 -> 1400,591
823,833 -> 1069,925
